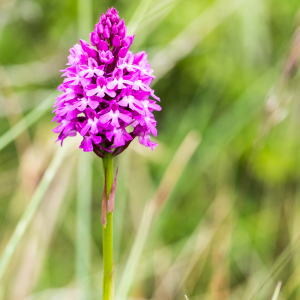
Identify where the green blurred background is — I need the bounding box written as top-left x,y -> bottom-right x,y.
1,0 -> 300,299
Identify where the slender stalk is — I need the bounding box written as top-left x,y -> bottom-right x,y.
102,152 -> 114,300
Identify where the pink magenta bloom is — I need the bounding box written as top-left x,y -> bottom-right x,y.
52,7 -> 161,156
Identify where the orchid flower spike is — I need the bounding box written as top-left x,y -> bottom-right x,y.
53,7 -> 161,157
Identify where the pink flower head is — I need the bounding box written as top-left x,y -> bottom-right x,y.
52,7 -> 161,156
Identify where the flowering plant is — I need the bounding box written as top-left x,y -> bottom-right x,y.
52,7 -> 161,158
52,7 -> 160,300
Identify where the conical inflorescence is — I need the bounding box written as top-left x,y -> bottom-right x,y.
53,7 -> 161,156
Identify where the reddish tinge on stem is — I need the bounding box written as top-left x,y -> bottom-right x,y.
101,167 -> 118,225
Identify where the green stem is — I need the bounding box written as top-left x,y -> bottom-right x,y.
102,152 -> 114,300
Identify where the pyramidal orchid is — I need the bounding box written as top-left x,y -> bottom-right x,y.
52,8 -> 161,156
52,7 -> 160,300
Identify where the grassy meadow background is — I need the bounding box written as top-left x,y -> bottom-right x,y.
1,0 -> 300,299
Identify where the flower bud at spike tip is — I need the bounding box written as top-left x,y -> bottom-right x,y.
117,19 -> 124,29
94,24 -> 99,35
112,35 -> 121,47
52,7 -> 160,155
103,26 -> 110,39
118,27 -> 126,39
98,40 -> 108,51
99,23 -> 104,34
123,35 -> 135,48
112,23 -> 118,35
90,32 -> 99,46
106,18 -> 112,28
100,13 -> 106,24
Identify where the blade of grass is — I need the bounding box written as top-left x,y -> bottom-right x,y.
151,0 -> 247,80
0,142 -> 69,283
0,91 -> 58,151
143,0 -> 178,20
9,156 -> 75,299
173,66 -> 278,204
132,0 -> 180,43
243,231 -> 300,300
271,282 -> 282,300
76,0 -> 93,298
132,0 -> 179,50
76,152 -> 92,299
116,131 -> 201,300
0,0 -> 16,38
239,0 -> 270,65
152,191 -> 233,299
127,0 -> 153,35
77,0 -> 92,40
232,224 -> 280,300
0,66 -> 32,159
